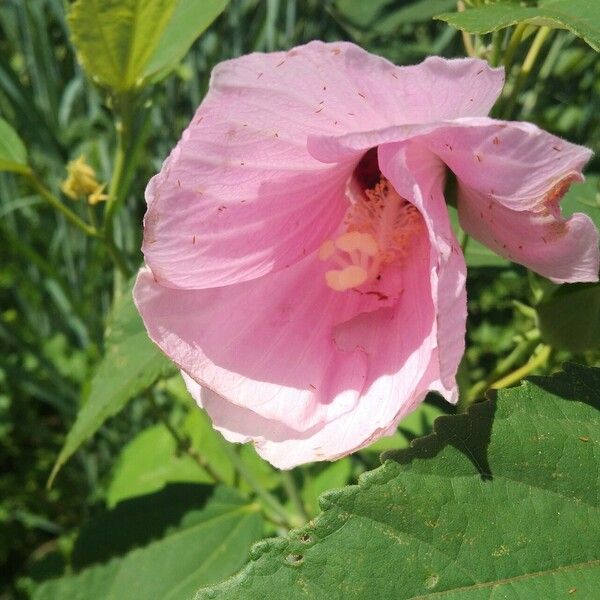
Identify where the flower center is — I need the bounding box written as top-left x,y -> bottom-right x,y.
319,176 -> 422,292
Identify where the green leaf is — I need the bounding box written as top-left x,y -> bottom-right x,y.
561,174 -> 600,230
143,0 -> 229,83
436,0 -> 600,52
538,283 -> 600,352
107,410 -> 235,506
68,0 -> 228,91
34,487 -> 263,600
106,425 -> 213,506
50,281 -> 175,485
0,118 -> 30,174
300,460 -> 352,518
195,364 -> 600,599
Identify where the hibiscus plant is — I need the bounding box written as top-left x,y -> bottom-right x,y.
1,0 -> 599,598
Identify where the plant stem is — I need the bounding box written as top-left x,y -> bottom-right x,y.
491,343 -> 552,390
26,174 -> 97,237
221,444 -> 296,529
464,332 -> 540,406
457,2 -> 477,57
147,394 -> 226,485
25,173 -> 130,276
104,93 -> 135,236
503,22 -> 528,74
281,471 -> 309,524
502,26 -> 552,119
489,30 -> 503,67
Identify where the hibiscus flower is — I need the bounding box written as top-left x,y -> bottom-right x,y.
134,41 -> 598,468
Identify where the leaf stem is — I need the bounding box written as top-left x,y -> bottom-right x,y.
464,332 -> 540,406
104,93 -> 136,236
25,173 -> 97,237
147,394 -> 226,486
502,26 -> 552,119
503,22 -> 528,74
281,471 -> 310,524
24,172 -> 131,276
489,29 -> 503,67
457,2 -> 477,57
221,444 -> 297,529
490,343 -> 552,390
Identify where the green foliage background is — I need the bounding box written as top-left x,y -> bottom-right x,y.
0,0 -> 599,598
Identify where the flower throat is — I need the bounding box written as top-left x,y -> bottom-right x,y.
319,150 -> 422,292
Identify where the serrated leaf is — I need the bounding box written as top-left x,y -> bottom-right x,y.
50,280 -> 175,484
195,364 -> 600,599
0,117 -> 30,174
34,487 -> 263,600
68,0 -> 228,91
361,401 -> 445,453
436,0 -> 600,52
538,283 -> 600,352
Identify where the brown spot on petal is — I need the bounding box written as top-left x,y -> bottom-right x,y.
315,107 -> 324,114
331,48 -> 341,55
475,153 -> 482,162
276,59 -> 285,67
358,92 -> 366,99
492,136 -> 500,145
540,174 -> 578,212
192,235 -> 196,244
257,72 -> 263,79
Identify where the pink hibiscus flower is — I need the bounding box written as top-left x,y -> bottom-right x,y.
134,41 -> 599,469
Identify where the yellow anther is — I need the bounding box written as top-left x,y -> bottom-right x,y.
335,231 -> 378,256
320,175 -> 423,293
325,265 -> 368,292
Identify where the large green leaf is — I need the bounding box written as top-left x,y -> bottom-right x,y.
34,487 -> 263,600
49,282 -> 175,484
68,0 -> 228,91
195,364 -> 600,599
0,118 -> 30,174
436,0 -> 600,52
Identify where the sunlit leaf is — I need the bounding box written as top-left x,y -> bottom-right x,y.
68,0 -> 229,91
195,364 -> 600,599
436,0 -> 600,52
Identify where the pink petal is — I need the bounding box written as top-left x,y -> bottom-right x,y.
458,183 -> 599,283
143,44 -> 503,289
378,142 -> 466,398
134,257 -> 372,433
176,224 -> 441,468
414,118 -> 593,212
